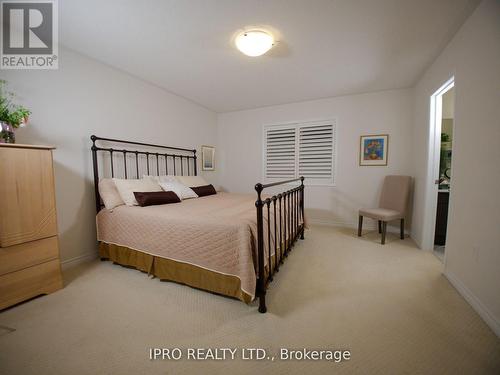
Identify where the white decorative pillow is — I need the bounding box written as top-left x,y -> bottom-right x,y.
99,178 -> 124,210
158,175 -> 178,184
159,180 -> 198,200
175,175 -> 209,188
143,175 -> 178,184
113,178 -> 163,206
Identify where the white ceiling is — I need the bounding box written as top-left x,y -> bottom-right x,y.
60,0 -> 479,113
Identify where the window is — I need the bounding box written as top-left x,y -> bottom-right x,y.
264,120 -> 336,185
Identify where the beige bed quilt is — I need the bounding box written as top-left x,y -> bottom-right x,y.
97,192 -> 301,301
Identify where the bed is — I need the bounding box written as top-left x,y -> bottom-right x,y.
91,135 -> 305,313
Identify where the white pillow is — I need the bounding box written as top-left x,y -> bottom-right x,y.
113,178 -> 163,206
159,180 -> 198,200
175,175 -> 209,188
99,178 -> 124,210
143,175 -> 178,184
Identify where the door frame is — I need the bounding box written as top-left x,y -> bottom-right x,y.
422,76 -> 454,253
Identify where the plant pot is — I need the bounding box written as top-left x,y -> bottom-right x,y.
0,122 -> 15,144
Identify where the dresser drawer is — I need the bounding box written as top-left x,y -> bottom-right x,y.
0,236 -> 59,276
0,147 -> 57,247
0,259 -> 63,310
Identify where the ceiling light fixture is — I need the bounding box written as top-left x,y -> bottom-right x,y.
235,30 -> 274,57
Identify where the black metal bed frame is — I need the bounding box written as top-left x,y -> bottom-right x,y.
91,135 -> 197,213
90,135 -> 305,313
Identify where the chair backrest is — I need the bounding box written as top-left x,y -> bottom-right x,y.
379,175 -> 412,215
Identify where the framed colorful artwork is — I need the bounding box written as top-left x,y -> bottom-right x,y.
201,145 -> 215,171
359,134 -> 388,166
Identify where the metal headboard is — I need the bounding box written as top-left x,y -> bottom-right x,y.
91,135 -> 197,212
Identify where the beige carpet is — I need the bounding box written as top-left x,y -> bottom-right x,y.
0,226 -> 499,374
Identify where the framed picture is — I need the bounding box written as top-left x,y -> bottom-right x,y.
201,145 -> 215,171
359,134 -> 389,166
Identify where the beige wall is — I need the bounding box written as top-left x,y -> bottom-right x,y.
217,88 -> 414,230
442,88 -> 455,120
2,47 -> 218,264
412,0 -> 500,335
442,89 -> 454,139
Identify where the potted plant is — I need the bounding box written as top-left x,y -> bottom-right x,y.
0,80 -> 31,144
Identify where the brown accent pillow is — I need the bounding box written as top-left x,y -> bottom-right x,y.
191,184 -> 217,197
133,191 -> 181,207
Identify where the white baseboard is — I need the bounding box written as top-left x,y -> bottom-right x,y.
444,270 -> 500,337
61,252 -> 97,270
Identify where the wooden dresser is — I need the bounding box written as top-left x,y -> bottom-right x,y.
0,143 -> 63,310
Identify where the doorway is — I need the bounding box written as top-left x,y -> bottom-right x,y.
424,77 -> 454,261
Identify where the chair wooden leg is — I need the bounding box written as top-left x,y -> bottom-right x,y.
381,221 -> 387,244
378,220 -> 382,234
400,219 -> 405,239
358,215 -> 363,237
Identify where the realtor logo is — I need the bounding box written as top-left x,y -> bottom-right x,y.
1,0 -> 58,69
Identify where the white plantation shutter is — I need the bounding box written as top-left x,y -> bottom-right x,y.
265,127 -> 296,178
264,120 -> 336,185
298,123 -> 335,182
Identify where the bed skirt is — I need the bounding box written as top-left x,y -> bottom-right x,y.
98,242 -> 253,303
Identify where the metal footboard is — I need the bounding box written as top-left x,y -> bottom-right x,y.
255,177 -> 305,313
